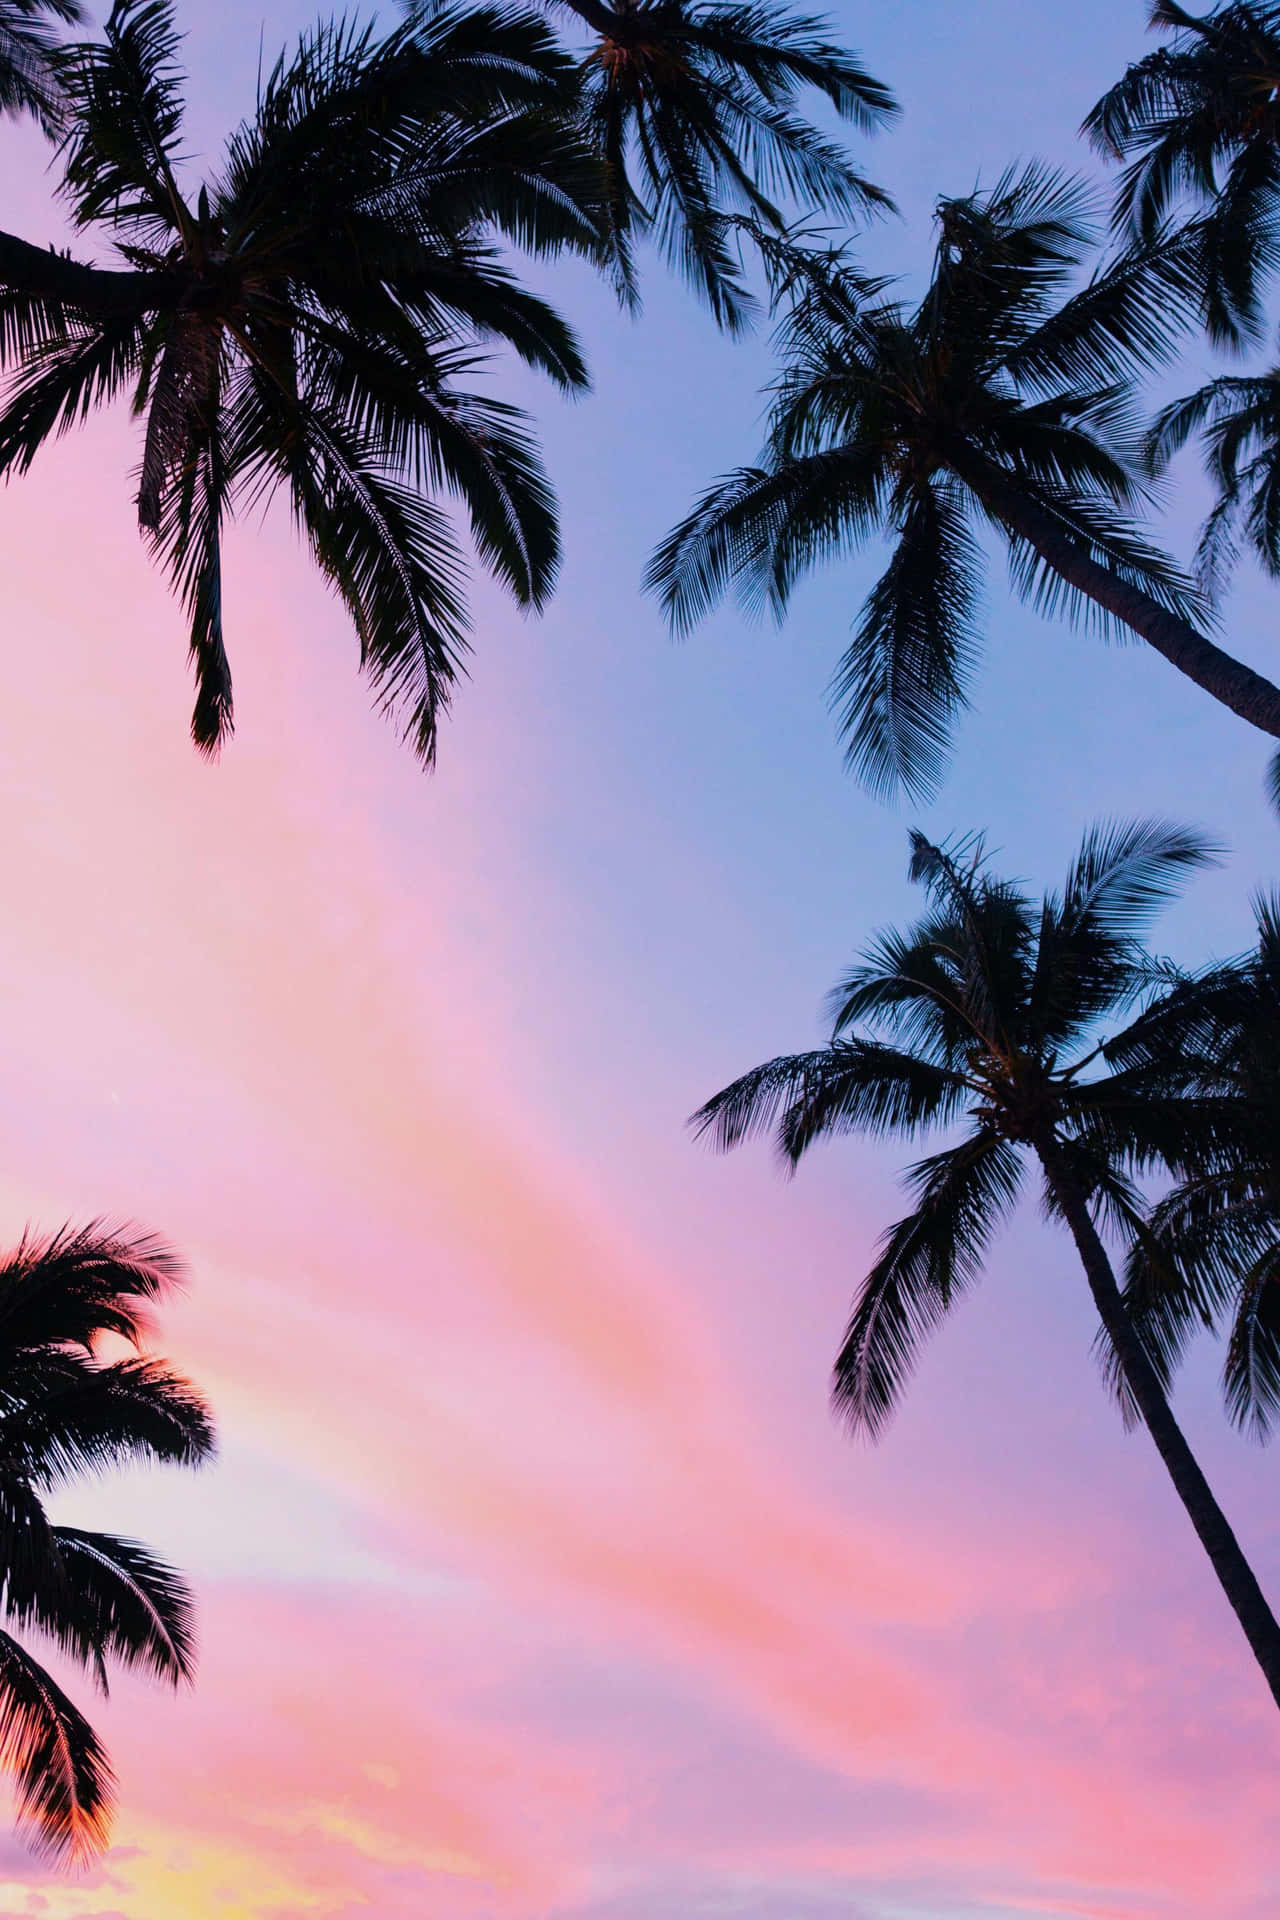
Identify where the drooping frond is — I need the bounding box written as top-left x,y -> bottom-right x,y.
568,0 -> 896,327
0,309 -> 147,479
646,445 -> 888,634
832,1130 -> 1023,1439
1,1355 -> 215,1487
9,1529 -> 197,1692
690,1039 -> 970,1161
833,478 -> 983,799
0,1631 -> 113,1861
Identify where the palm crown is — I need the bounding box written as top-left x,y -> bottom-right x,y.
691,821 -> 1280,1709
0,0 -> 611,760
554,0 -> 898,332
1084,1 -> 1280,347
0,1224 -> 213,1862
693,819 -> 1215,1432
647,165 -> 1280,799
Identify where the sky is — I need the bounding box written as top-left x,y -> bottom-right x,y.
1,2 -> 1280,1918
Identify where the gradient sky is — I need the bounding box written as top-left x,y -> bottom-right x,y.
2,3 -> 1280,1917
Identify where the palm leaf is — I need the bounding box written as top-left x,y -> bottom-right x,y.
9,1529 -> 196,1692
834,478 -> 983,799
0,1630 -> 113,1862
690,1040 -> 971,1160
832,1129 -> 1023,1439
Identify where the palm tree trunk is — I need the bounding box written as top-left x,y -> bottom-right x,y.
1035,1130 -> 1280,1711
0,230 -> 177,316
951,448 -> 1280,741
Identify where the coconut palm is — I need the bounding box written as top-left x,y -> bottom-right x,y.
647,166 -> 1280,800
0,0 -> 611,759
542,0 -> 898,332
1084,2 -> 1280,348
0,1222 -> 214,1861
692,820 -> 1280,1711
1102,894 -> 1280,1441
0,0 -> 81,133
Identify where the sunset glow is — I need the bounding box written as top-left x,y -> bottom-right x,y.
1,2 -> 1278,1916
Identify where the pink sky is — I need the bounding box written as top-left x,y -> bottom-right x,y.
3,3 -> 1280,1916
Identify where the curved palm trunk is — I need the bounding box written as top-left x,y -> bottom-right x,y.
0,230 -> 177,316
1036,1130 -> 1280,1711
951,448 -> 1280,741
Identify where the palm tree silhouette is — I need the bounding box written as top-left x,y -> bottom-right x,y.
692,821 -> 1280,1711
1085,1 -> 1280,348
548,0 -> 897,331
0,1223 -> 213,1860
648,166 -> 1280,797
0,0 -> 611,759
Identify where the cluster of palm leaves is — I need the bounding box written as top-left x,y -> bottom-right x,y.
0,0 -> 896,758
0,1225 -> 212,1859
8,0 -> 1280,1875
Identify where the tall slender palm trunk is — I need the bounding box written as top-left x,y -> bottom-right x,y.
951,448 -> 1280,741
1035,1130 -> 1280,1711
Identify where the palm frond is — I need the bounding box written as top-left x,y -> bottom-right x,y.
1003,220 -> 1204,394
690,1039 -> 970,1161
833,478 -> 983,799
0,1630 -> 113,1862
0,310 -> 146,478
832,1129 -> 1023,1439
0,1223 -> 183,1359
1056,816 -> 1220,939
9,1529 -> 196,1692
57,0 -> 191,244
645,446 -> 888,632
0,1355 -> 215,1486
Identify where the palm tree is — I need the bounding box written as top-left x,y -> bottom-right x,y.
0,0 -> 611,759
540,0 -> 898,332
0,1221 -> 214,1861
647,166 -> 1280,800
691,820 -> 1280,1711
0,0 -> 81,133
1083,2 -> 1280,349
1103,894 -> 1280,1441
